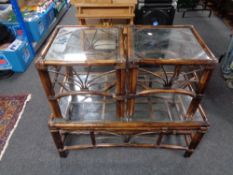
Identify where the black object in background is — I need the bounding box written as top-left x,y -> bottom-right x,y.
138,0 -> 173,3
0,23 -> 15,45
0,70 -> 14,79
135,4 -> 175,25
177,0 -> 199,9
0,23 -> 15,78
213,0 -> 233,18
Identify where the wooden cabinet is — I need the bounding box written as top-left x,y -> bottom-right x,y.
71,0 -> 137,25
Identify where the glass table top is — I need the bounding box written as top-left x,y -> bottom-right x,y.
130,27 -> 215,62
44,27 -> 123,63
42,26 -> 216,64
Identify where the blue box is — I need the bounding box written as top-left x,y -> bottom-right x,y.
0,53 -> 12,71
44,3 -> 56,28
54,0 -> 66,16
25,3 -> 55,42
0,36 -> 34,72
4,23 -> 23,36
24,13 -> 46,42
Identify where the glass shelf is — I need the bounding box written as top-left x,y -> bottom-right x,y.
58,93 -> 204,123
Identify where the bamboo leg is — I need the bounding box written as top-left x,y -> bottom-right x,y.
50,129 -> 67,158
184,131 -> 205,157
90,131 -> 96,146
124,136 -> 131,143
37,67 -> 62,118
116,67 -> 126,118
127,66 -> 138,117
186,68 -> 213,118
66,66 -> 77,103
168,65 -> 182,87
156,133 -> 164,145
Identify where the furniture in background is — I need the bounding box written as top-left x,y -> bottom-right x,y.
211,0 -> 233,18
70,0 -> 137,25
177,0 -> 212,17
135,0 -> 177,25
36,25 -> 217,158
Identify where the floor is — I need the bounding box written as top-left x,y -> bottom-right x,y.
0,6 -> 233,175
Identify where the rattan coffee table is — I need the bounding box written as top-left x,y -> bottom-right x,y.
36,25 -> 217,158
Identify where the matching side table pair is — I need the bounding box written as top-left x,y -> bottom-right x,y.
36,25 -> 217,158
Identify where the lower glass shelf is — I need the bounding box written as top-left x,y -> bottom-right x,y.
57,92 -> 207,124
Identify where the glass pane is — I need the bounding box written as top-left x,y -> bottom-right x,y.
59,94 -> 204,123
130,94 -> 203,122
132,27 -> 211,60
59,95 -> 119,122
45,27 -> 123,62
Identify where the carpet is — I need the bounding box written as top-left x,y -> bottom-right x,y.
0,94 -> 31,160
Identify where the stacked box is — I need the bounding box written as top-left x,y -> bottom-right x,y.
24,3 -> 55,42
0,36 -> 34,72
54,0 -> 66,16
0,53 -> 12,71
44,3 -> 56,28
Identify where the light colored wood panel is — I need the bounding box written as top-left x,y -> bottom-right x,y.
80,7 -> 133,15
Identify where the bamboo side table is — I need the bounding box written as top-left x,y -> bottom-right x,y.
35,26 -> 126,157
127,25 -> 217,157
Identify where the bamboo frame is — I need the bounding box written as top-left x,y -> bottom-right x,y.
36,25 -> 217,158
127,25 -> 217,119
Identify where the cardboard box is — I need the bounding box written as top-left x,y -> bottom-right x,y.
0,36 -> 34,72
25,3 -> 55,42
0,53 -> 12,71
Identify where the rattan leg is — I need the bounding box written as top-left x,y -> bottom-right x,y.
184,131 -> 205,157
116,67 -> 126,118
36,67 -> 62,118
127,66 -> 138,116
50,129 -> 67,158
186,68 -> 213,118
